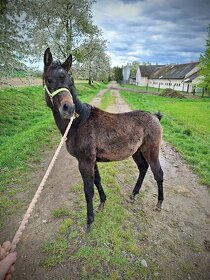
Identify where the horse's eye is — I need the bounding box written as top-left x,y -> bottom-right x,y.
59,74 -> 65,79
47,78 -> 53,84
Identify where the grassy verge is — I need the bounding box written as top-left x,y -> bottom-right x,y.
120,91 -> 210,186
0,81 -> 106,228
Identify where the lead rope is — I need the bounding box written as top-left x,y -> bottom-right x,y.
8,114 -> 76,252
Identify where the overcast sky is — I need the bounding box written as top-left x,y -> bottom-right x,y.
92,0 -> 210,67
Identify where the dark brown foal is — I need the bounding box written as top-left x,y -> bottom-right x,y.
43,48 -> 164,228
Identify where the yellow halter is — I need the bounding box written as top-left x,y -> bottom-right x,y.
44,84 -> 71,104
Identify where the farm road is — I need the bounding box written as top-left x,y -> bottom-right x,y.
106,82 -> 210,279
2,82 -> 210,279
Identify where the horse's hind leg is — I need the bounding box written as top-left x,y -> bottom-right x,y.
94,163 -> 106,212
130,150 -> 149,202
150,157 -> 164,211
143,149 -> 164,211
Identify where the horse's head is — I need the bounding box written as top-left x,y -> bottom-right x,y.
43,48 -> 75,119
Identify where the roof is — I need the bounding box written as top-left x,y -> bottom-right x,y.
183,71 -> 199,82
139,65 -> 164,77
140,62 -> 199,79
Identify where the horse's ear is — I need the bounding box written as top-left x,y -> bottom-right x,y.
44,48 -> 53,66
62,54 -> 72,72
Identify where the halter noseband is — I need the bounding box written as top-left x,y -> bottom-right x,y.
44,84 -> 71,105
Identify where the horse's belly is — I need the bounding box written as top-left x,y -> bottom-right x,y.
96,140 -> 141,162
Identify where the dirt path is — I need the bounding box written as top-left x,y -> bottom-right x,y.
0,77 -> 42,88
106,83 -> 210,279
1,82 -> 210,279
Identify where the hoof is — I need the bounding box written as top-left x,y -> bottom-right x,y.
126,194 -> 135,204
153,205 -> 162,212
86,215 -> 94,231
96,202 -> 105,213
153,201 -> 162,212
86,223 -> 92,233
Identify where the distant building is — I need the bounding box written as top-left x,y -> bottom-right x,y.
136,62 -> 200,93
122,64 -> 130,83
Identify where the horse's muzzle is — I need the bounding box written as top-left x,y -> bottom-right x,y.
59,102 -> 75,119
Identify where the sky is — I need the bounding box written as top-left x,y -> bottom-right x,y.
92,0 -> 210,67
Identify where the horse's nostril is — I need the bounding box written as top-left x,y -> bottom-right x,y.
63,103 -> 69,112
62,103 -> 75,116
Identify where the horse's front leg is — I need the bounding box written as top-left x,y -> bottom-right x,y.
78,160 -> 95,228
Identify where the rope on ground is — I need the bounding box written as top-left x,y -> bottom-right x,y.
10,114 -> 75,252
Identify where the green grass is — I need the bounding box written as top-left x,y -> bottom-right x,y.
76,81 -> 107,103
0,85 -> 56,226
120,91 -> 210,186
185,239 -> 203,253
41,237 -> 69,268
0,81 -> 106,228
100,90 -> 116,110
52,207 -> 71,218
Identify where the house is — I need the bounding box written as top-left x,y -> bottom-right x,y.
136,65 -> 163,86
136,62 -> 200,93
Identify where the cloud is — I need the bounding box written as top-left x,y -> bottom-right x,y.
93,0 -> 210,66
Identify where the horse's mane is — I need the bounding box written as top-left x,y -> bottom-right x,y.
50,60 -> 62,68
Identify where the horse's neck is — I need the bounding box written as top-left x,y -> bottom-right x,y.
52,110 -> 69,135
73,96 -> 92,127
70,85 -> 91,126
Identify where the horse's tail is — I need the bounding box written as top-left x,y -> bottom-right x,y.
154,111 -> 162,121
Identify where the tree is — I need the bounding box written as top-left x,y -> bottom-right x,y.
0,0 -> 26,77
113,66 -> 123,83
78,37 -> 110,84
92,53 -> 110,82
19,0 -> 101,62
0,0 -> 109,82
130,61 -> 140,77
199,25 -> 210,93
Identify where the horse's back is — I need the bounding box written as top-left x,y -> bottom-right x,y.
88,108 -> 162,162
90,107 -> 161,135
